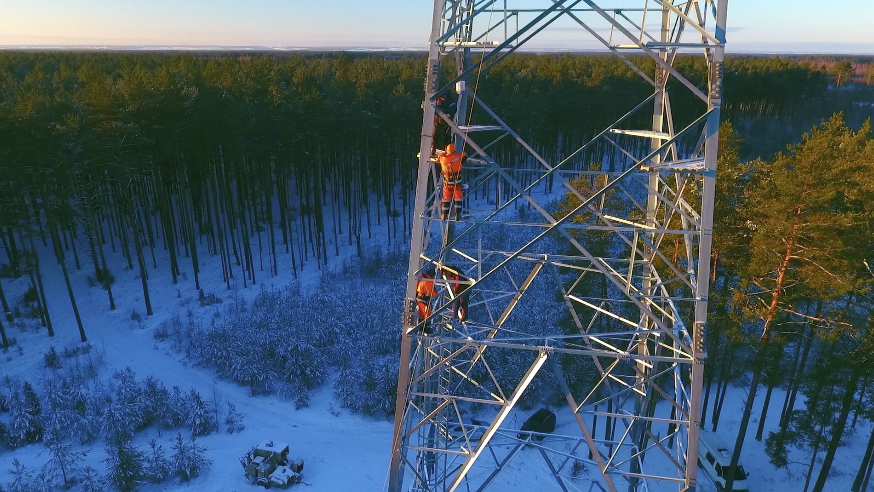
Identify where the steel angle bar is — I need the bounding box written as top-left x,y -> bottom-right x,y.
651,0 -> 721,45
412,392 -> 505,406
448,350 -> 548,491
582,0 -> 708,103
434,0 -> 581,100
554,359 -> 621,492
538,448 -> 571,491
411,93 -> 657,279
405,399 -> 454,441
437,0 -> 501,44
435,337 -> 692,364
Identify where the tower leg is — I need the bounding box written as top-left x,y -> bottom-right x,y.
388,2 -> 446,491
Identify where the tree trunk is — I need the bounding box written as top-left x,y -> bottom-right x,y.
30,238 -> 53,337
803,436 -> 822,492
755,381 -> 775,441
850,378 -> 866,430
0,279 -> 12,322
133,209 -> 153,316
0,316 -> 8,349
712,347 -> 735,432
52,228 -> 87,342
780,322 -> 814,433
87,216 -> 116,311
852,426 -> 874,491
724,223 -> 797,492
812,372 -> 860,492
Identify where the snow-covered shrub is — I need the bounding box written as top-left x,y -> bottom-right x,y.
181,288 -> 337,402
61,342 -> 92,359
104,439 -> 144,492
42,376 -> 90,445
141,377 -> 169,428
103,369 -> 147,444
144,439 -> 172,483
43,346 -> 62,369
198,290 -> 222,306
79,466 -> 103,492
185,390 -> 216,437
171,433 -> 211,482
5,459 -> 33,492
159,386 -> 189,430
153,316 -> 188,347
80,382 -> 110,444
7,382 -> 43,447
44,432 -> 85,489
3,459 -> 54,492
333,281 -> 404,416
225,402 -> 245,433
335,355 -> 398,416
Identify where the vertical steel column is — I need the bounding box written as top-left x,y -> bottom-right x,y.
629,6 -> 671,490
685,1 -> 728,490
388,2 -> 446,490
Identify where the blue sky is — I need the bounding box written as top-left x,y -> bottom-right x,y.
0,0 -> 871,54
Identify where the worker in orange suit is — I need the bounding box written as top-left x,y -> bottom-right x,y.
438,144 -> 466,221
440,265 -> 469,321
416,266 -> 438,334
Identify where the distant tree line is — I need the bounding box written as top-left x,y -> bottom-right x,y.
0,51 -> 836,350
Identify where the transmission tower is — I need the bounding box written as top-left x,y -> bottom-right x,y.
389,1 -> 728,491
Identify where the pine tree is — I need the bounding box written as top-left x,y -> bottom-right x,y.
104,439 -> 143,492
5,459 -> 33,492
186,389 -> 216,437
8,382 -> 43,447
159,386 -> 187,430
144,439 -> 172,483
79,465 -> 103,492
724,115 -> 874,491
171,433 -> 211,482
45,432 -> 85,489
224,401 -> 245,434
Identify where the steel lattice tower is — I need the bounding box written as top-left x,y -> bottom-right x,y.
389,1 -> 728,491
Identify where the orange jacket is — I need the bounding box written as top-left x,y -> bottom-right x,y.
438,151 -> 465,184
441,269 -> 466,296
416,275 -> 437,300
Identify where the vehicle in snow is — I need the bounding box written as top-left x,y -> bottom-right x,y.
241,440 -> 305,489
697,430 -> 750,491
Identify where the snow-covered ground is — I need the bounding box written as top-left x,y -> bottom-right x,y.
0,219 -> 870,491
0,224 -> 405,490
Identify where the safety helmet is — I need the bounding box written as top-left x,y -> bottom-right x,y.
422,265 -> 436,277
445,144 -> 456,154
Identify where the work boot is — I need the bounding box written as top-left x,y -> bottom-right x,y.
453,200 -> 463,221
440,202 -> 452,221
441,201 -> 450,221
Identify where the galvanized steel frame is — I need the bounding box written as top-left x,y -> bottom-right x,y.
389,1 -> 728,491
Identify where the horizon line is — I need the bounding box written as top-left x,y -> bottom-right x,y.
0,44 -> 872,57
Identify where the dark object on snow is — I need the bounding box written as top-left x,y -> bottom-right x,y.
241,440 -> 304,488
518,408 -> 556,441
